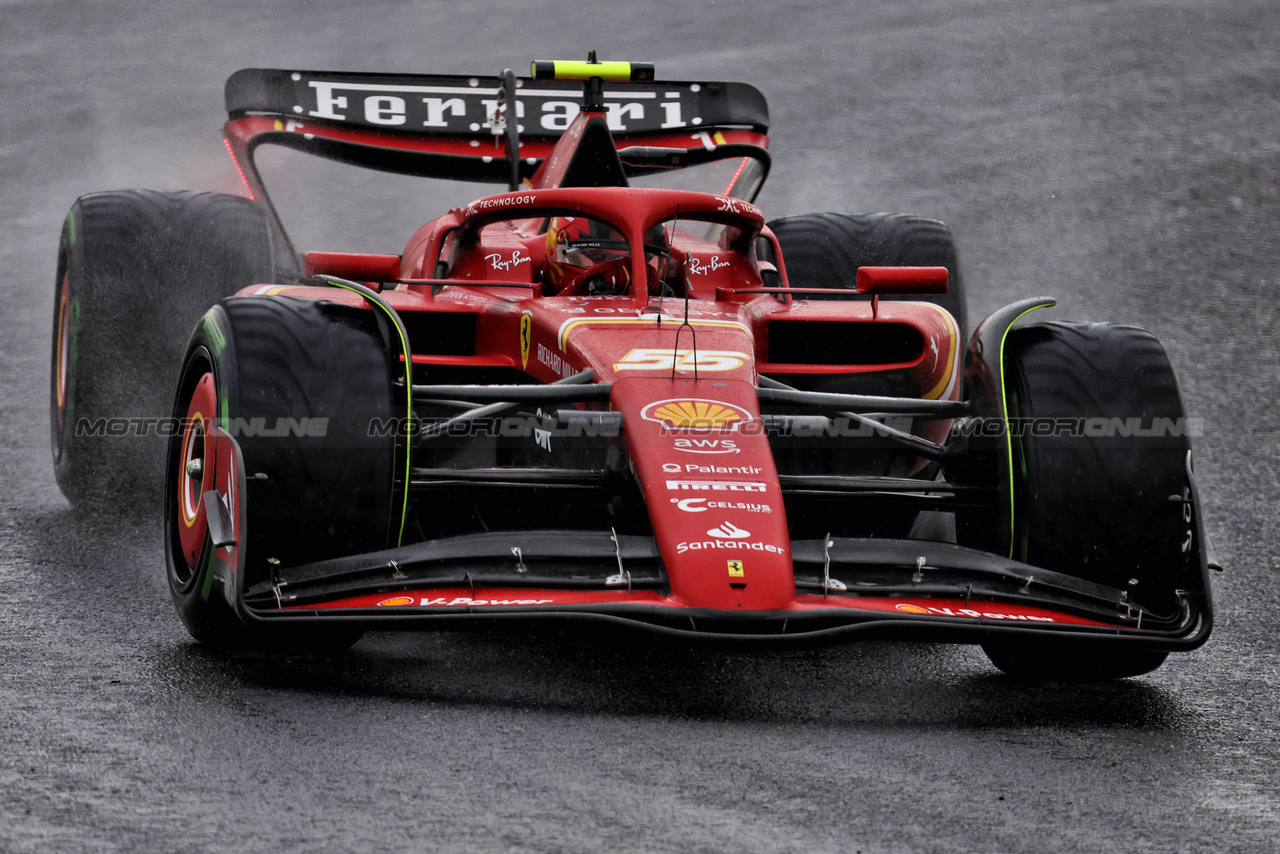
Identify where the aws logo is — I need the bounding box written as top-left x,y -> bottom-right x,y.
640,399 -> 753,432
674,438 -> 738,454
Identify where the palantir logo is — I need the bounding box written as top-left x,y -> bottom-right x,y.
707,521 -> 750,540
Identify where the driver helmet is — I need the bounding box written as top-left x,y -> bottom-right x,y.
544,216 -> 630,293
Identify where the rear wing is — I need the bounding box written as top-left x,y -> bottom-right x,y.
223,67 -> 770,187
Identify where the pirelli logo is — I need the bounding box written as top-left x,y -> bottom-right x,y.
665,480 -> 768,492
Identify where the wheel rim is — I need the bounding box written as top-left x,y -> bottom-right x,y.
52,270 -> 72,454
177,371 -> 216,569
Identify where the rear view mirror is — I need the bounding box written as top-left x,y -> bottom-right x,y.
303,251 -> 402,285
855,266 -> 948,294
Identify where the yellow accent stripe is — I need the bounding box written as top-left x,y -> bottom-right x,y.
557,317 -> 750,350
180,409 -> 205,528
918,303 -> 960,401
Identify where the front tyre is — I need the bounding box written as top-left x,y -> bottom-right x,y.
165,296 -> 399,650
981,321 -> 1195,680
982,642 -> 1168,681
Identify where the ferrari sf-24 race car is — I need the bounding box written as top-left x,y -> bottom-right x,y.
51,58 -> 1215,678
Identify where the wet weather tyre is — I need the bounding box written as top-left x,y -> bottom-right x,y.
164,296 -> 398,650
765,212 -> 967,527
981,321 -> 1194,680
51,191 -> 276,509
982,641 -> 1168,682
768,212 -> 968,340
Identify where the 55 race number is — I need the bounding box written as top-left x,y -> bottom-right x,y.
612,348 -> 750,373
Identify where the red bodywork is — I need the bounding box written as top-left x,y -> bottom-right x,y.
267,183 -> 961,614
196,68 -> 1211,647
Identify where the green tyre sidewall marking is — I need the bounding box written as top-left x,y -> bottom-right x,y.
998,303 -> 1052,559
200,549 -> 218,603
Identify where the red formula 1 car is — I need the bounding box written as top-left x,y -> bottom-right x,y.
52,58 -> 1214,678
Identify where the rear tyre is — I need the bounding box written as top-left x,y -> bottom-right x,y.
768,212 -> 968,340
765,212 -> 968,535
981,321 -> 1193,680
164,296 -> 398,650
51,191 -> 276,509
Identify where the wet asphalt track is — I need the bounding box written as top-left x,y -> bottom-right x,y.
2,1 -> 1280,851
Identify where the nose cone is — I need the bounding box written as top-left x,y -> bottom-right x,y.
610,376 -> 795,611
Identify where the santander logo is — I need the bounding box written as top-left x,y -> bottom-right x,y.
707,521 -> 751,540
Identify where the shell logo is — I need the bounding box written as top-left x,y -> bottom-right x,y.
377,596 -> 416,607
641,398 -> 753,431
895,603 -> 931,615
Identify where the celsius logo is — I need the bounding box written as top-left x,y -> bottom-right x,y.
707,521 -> 750,539
670,498 -> 773,515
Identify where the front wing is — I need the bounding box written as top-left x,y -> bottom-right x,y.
206,430 -> 1213,650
